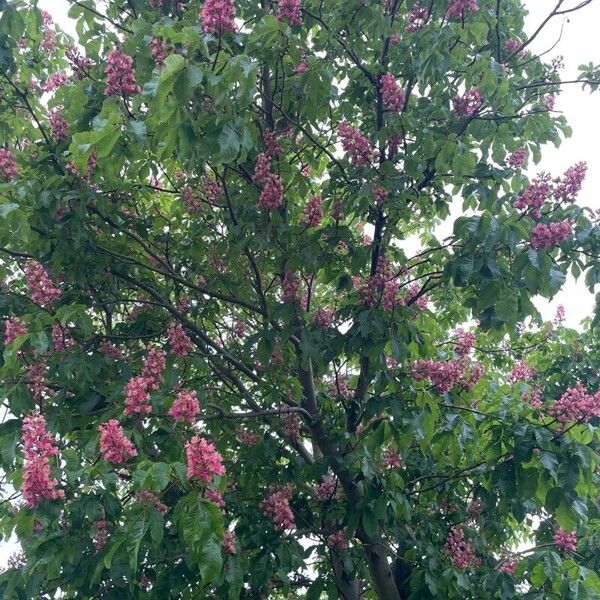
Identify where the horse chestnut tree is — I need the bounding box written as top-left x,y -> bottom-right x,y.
0,0 -> 600,598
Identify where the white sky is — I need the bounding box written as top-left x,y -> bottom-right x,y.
0,0 -> 598,566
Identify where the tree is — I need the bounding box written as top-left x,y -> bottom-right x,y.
0,0 -> 599,597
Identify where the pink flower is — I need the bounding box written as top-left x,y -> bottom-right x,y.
168,322 -> 193,357
277,0 -> 302,26
294,59 -> 309,74
124,376 -> 152,415
313,475 -> 341,502
51,323 -> 75,351
222,530 -> 237,554
169,389 -> 200,423
281,413 -> 301,440
312,306 -> 335,327
99,419 -> 137,463
200,0 -> 236,35
253,153 -> 284,210
41,29 -> 57,54
4,317 -> 27,346
104,49 -> 141,96
554,304 -> 566,324
508,359 -> 535,382
24,261 -> 61,306
0,148 -> 18,181
136,489 -> 167,513
65,46 -> 93,80
383,446 -> 401,468
507,148 -> 527,170
22,455 -> 65,507
373,185 -> 388,205
513,172 -> 552,219
405,3 -> 429,31
201,175 -> 223,205
455,327 -> 475,357
553,528 -> 577,552
41,72 -> 69,93
380,72 -> 405,111
548,385 -> 600,423
499,558 -> 519,575
452,87 -> 482,117
92,519 -> 109,552
411,359 -> 465,393
554,161 -> 587,203
185,436 -> 225,482
101,340 -> 123,360
236,426 -> 259,446
261,484 -> 295,530
327,530 -> 349,551
443,527 -> 479,570
140,347 -> 166,390
21,413 -> 63,508
301,195 -> 323,226
505,38 -> 523,56
337,121 -> 374,166
150,37 -> 168,65
205,487 -> 225,509
26,360 -> 52,401
281,271 -> 301,304
49,107 -> 69,140
530,220 -> 572,250
544,94 -> 555,111
445,0 -> 479,20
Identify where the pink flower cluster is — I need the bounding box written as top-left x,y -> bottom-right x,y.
554,161 -> 587,203
554,528 -> 577,552
530,220 -> 572,250
168,322 -> 193,357
141,347 -> 166,390
544,94 -> 555,111
136,489 -> 167,513
253,152 -> 284,210
337,121 -> 374,166
92,519 -> 109,552
4,317 -> 27,346
202,175 -> 223,205
200,0 -> 236,35
312,306 -> 335,327
548,385 -> 600,423
236,426 -> 260,446
499,558 -> 519,575
104,49 -> 141,96
445,0 -> 479,20
508,359 -> 535,382
261,484 -> 295,530
52,323 -> 75,351
327,530 -> 349,551
452,87 -> 482,117
21,413 -> 64,508
505,38 -> 522,55
406,3 -> 429,31
124,376 -> 152,415
49,107 -> 69,141
185,436 -> 225,482
454,328 -> 475,357
513,172 -> 552,219
383,446 -> 401,468
41,29 -> 57,54
353,256 -> 399,310
399,282 -> 429,309
150,37 -> 168,65
0,148 -> 18,181
281,413 -> 301,440
380,72 -> 405,112
181,185 -> 203,214
169,389 -> 200,423
65,46 -> 93,80
411,358 -> 482,393
313,475 -> 341,502
373,185 -> 388,205
26,360 -> 51,401
281,271 -> 301,304
99,419 -> 137,463
277,0 -> 303,26
507,148 -> 527,170
443,527 -> 479,570
222,530 -> 237,554
101,340 -> 123,360
24,261 -> 61,306
205,486 -> 225,509
301,195 -> 323,226
42,72 -> 69,93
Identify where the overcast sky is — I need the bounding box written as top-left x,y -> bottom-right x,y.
0,0 -> 598,566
